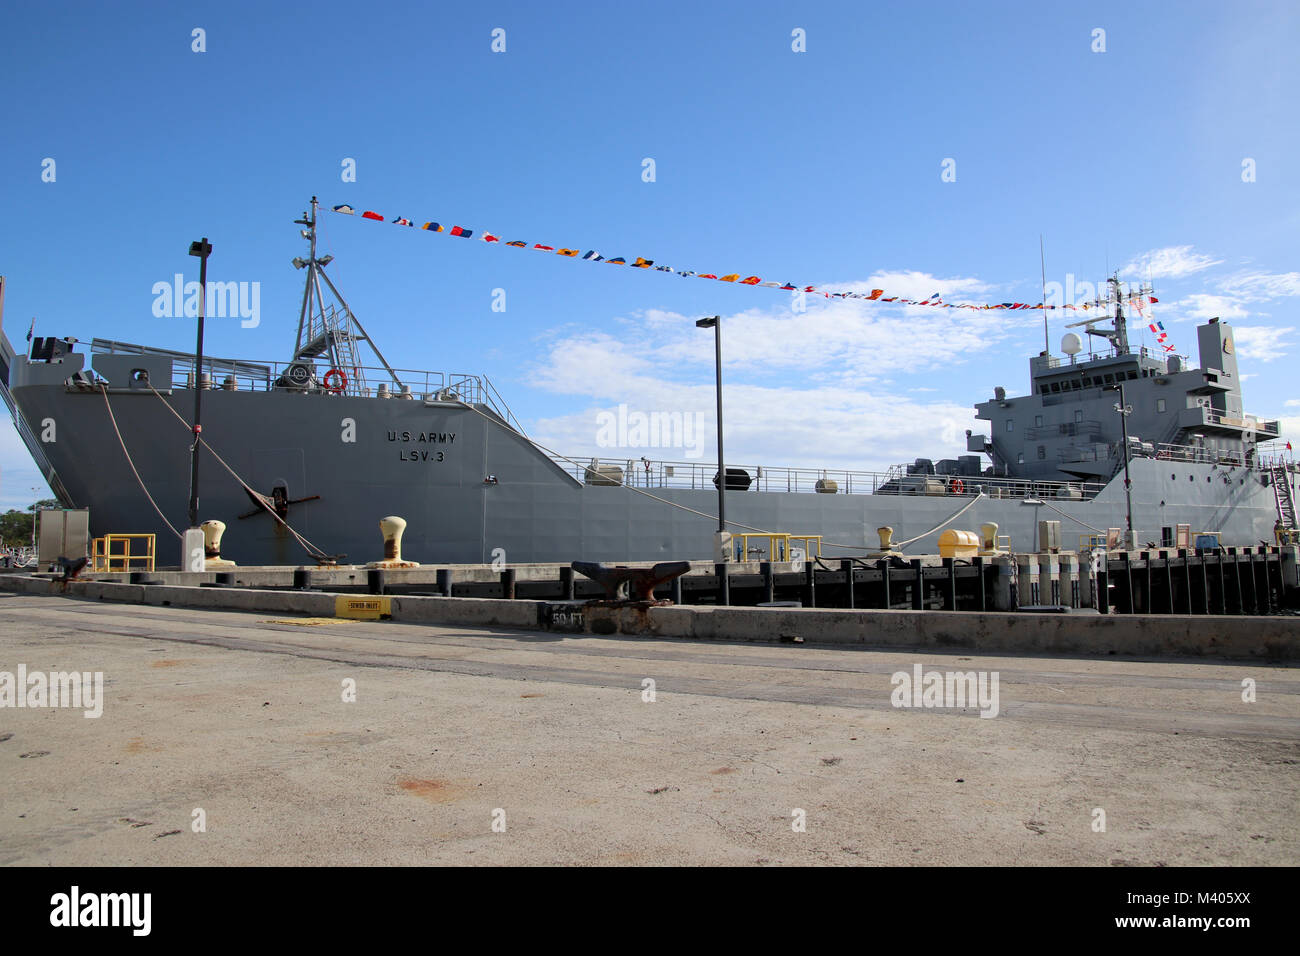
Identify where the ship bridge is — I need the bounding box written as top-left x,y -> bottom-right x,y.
972,316 -> 1280,484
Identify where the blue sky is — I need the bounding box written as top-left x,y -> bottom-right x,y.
2,0 -> 1297,511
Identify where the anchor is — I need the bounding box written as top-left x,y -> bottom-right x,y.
237,484 -> 321,522
571,560 -> 691,603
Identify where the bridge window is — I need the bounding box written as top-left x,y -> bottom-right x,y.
1035,415 -> 1043,427
1104,374 -> 1114,384
1157,398 -> 1166,413
1050,382 -> 1061,393
1038,446 -> 1046,460
1006,420 -> 1014,432
1075,409 -> 1083,423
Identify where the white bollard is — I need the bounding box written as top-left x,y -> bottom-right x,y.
366,516 -> 419,569
980,522 -> 1001,555
201,519 -> 236,569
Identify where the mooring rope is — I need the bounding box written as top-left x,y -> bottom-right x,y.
1037,498 -> 1107,534
145,383 -> 333,561
98,384 -> 183,539
892,493 -> 986,547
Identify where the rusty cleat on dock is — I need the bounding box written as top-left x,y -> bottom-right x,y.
571,561 -> 690,605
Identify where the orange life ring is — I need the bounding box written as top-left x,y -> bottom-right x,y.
323,368 -> 348,394
951,478 -> 965,495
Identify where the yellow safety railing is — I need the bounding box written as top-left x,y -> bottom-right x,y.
92,534 -> 156,573
734,533 -> 823,562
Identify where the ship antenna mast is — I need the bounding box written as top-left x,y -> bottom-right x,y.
1108,273 -> 1130,355
1039,234 -> 1049,355
290,196 -> 404,394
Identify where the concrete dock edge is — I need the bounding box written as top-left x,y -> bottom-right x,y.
1,573 -> 1296,661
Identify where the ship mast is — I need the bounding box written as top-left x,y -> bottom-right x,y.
291,197 -> 403,393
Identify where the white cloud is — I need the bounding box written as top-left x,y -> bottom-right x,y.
1215,271 -> 1300,301
525,288 -> 1000,471
1178,294 -> 1249,321
1122,245 -> 1222,280
1285,399 -> 1300,408
1230,325 -> 1295,362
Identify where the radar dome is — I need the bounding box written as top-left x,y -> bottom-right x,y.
1061,332 -> 1082,355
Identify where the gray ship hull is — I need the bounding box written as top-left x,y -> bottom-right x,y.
8,378 -> 1282,566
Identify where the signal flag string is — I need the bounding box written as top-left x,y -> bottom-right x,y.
331,202 -> 1161,316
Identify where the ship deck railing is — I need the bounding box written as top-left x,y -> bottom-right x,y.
87,339 -> 528,435
549,455 -> 1107,500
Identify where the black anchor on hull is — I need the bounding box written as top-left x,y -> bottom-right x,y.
237,484 -> 321,522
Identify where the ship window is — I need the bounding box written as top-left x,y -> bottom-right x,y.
1017,453 -> 1025,464
1006,420 -> 1014,432
1035,415 -> 1043,427
1162,527 -> 1174,547
1082,376 -> 1092,386
1128,370 -> 1138,380
1157,398 -> 1166,413
1037,446 -> 1046,460
1050,382 -> 1060,393
1104,374 -> 1114,384
1074,410 -> 1083,423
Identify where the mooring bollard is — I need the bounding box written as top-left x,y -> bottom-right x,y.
761,561 -> 775,604
559,565 -> 575,601
366,516 -> 419,569
201,519 -> 236,569
979,522 -> 1001,555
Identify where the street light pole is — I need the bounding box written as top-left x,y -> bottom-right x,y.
1108,382 -> 1135,547
187,238 -> 213,530
697,314 -> 729,604
696,315 -> 725,534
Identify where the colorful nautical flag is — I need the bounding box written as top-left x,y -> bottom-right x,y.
334,201 -> 1177,314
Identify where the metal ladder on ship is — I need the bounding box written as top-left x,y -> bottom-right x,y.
1269,459 -> 1298,540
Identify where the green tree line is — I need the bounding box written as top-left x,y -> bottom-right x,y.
0,499 -> 60,547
